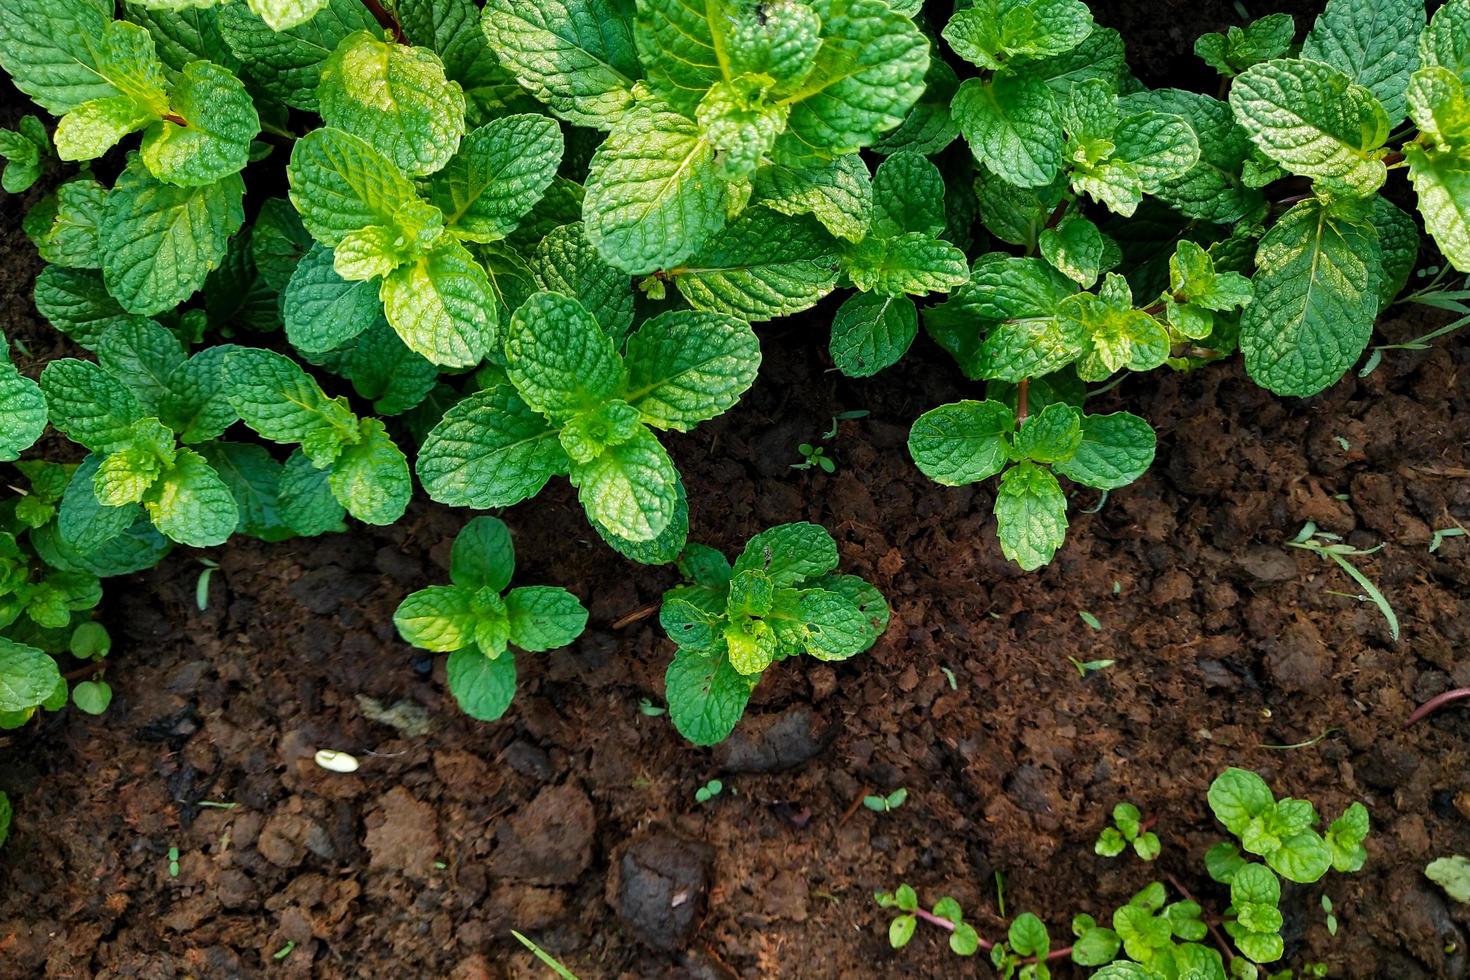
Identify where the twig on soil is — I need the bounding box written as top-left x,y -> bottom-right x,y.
837,786 -> 871,827
611,603 -> 659,629
1405,688 -> 1470,727
1165,873 -> 1234,964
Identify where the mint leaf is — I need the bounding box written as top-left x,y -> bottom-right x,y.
732,522 -> 838,586
198,441 -> 290,541
143,447 -> 237,547
218,0 -> 381,112
1053,411 -> 1155,489
908,399 -> 1014,485
245,0 -> 329,32
994,461 -> 1067,570
792,589 -> 872,660
446,647 -> 517,721
506,291 -> 625,422
754,154 -> 873,243
327,418 -> 410,525
584,104 -> 725,274
1240,199 -> 1381,395
952,75 -> 1063,189
33,267 -> 144,349
1406,144 -> 1470,273
1039,213 -> 1104,287
0,346 -> 47,462
1302,0 -> 1422,124
1194,13 -> 1295,78
673,210 -> 840,321
432,114 -> 563,242
417,384 -> 567,509
624,309 -> 761,431
282,244 -> 381,354
101,158 -> 245,315
480,0 -> 639,129
1014,402 -> 1082,463
527,222 -> 634,339
504,586 -> 587,651
278,449 -> 346,535
380,241 -> 496,368
665,649 -> 753,745
1230,58 -> 1391,196
39,358 -> 144,453
570,425 -> 677,541
224,347 -> 356,450
1419,0 -> 1470,85
0,637 -> 62,713
829,292 -> 917,378
450,516 -> 515,591
943,0 -> 1093,71
30,177 -> 107,270
319,31 -> 467,177
140,61 -> 258,186
0,0 -> 119,114
287,127 -> 422,247
846,233 -> 970,298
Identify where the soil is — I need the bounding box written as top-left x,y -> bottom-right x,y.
2,3 -> 1470,978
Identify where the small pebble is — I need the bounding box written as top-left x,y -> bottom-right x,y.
314,749 -> 360,773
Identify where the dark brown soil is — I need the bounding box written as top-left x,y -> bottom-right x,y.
3,4 -> 1470,977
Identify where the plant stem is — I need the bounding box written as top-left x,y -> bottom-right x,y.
163,113 -> 188,127
1406,687 -> 1470,726
909,909 -> 1073,964
1166,873 -> 1234,964
1043,201 -> 1069,231
360,0 -> 405,39
1016,378 -> 1030,426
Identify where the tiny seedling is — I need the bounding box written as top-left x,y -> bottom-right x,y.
1287,523 -> 1400,641
273,942 -> 295,961
864,788 -> 908,813
1430,527 -> 1466,553
512,930 -> 580,979
1078,610 -> 1102,630
941,666 -> 958,690
167,846 -> 179,877
1069,657 -> 1115,678
695,779 -> 723,804
637,698 -> 666,717
1095,802 -> 1160,861
1321,894 -> 1337,937
195,558 -> 219,612
792,442 -> 835,473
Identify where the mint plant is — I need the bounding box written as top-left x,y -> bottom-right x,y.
393,517 -> 587,722
659,524 -> 888,744
1095,802 -> 1160,861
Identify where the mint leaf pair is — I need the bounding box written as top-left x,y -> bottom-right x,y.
225,347 -> 411,528
659,523 -> 889,744
286,112 -> 563,366
394,517 -> 587,722
419,292 -> 760,554
830,152 -> 970,377
908,398 -> 1155,570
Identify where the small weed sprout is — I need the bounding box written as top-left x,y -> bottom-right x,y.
863,788 -> 908,813
695,779 -> 723,804
1287,523 -> 1400,641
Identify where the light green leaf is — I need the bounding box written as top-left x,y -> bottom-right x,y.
0,0 -> 119,114
100,158 -> 245,315
1053,412 -> 1155,490
1406,144 -> 1470,273
1426,856 -> 1470,904
569,425 -> 678,541
908,399 -> 1014,486
480,0 -> 639,129
528,222 -> 634,339
246,0 -> 328,31
829,292 -> 917,378
1419,0 -> 1470,85
0,637 -> 62,713
1229,58 -> 1391,196
58,454 -> 142,552
318,31 -> 466,177
380,240 -> 496,368
39,358 -> 145,453
1302,0 -> 1422,123
665,648 -> 753,745
754,154 -> 872,243
417,384 -> 567,508
584,104 -> 726,275
1194,13 -> 1296,78
31,178 -> 107,270
282,244 -> 381,354
846,232 -> 970,297
1209,768 -> 1275,834
624,309 -> 760,431
1240,199 -> 1381,395
217,0 -> 381,111
1326,802 -> 1370,872
952,75 -> 1063,189
286,127 -> 421,247
433,114 -> 563,242
450,515 -> 515,591
633,0 -> 719,114
732,522 -> 838,586
395,584 -> 481,652
142,446 -> 237,546
71,678 -> 112,714
1059,274 -> 1170,381
0,356 -> 48,463
505,586 -> 587,651
592,474 -> 691,564
54,95 -> 155,163
994,461 -> 1067,570
141,61 -> 258,186
1014,402 -> 1081,463
942,0 -> 1093,71
327,417 -> 410,525
696,75 -> 789,181
225,346 -> 357,449
673,209 -> 840,320
506,291 -> 625,422
446,646 -> 517,721
791,588 -> 873,660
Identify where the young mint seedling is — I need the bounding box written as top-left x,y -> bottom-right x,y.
1095,802 -> 1160,861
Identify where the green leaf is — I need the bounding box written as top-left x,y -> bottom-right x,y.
218,0 -> 381,112
1014,402 -> 1081,463
790,588 -> 873,660
1240,199 -> 1381,395
1229,58 -> 1391,196
286,127 -> 422,247
1326,802 -> 1370,872
71,678 -> 111,714
908,399 -> 1015,486
479,0 -> 639,129
994,461 -> 1067,570
451,516 -> 516,591
1406,143 -> 1470,273
380,240 -> 496,368
732,522 -> 838,587
846,233 -> 970,298
1053,411 -> 1155,490
952,75 -> 1064,189
198,441 -> 290,541
446,646 -> 517,720
673,210 -> 840,321
724,0 -> 822,86
695,75 -> 789,182
96,318 -> 185,415
318,31 -> 467,177
58,455 -> 141,552
101,158 -> 245,315
306,321 -> 438,417
1302,0 -> 1423,124
505,586 -> 587,651
1267,830 -> 1333,883
433,114 -> 563,242
142,447 -> 237,546
584,104 -> 726,275
249,199 -> 311,292
327,417 -> 410,525
1209,768 -> 1275,835
125,4 -> 241,77
780,0 -> 928,153
246,0 -> 329,31
873,55 -> 961,156
624,309 -> 761,431
278,449 -> 346,535
0,115 -> 47,193
1059,274 -> 1170,381
0,355 -> 47,463
282,244 -> 381,354
395,584 -> 480,651
1194,13 -> 1296,78
1426,856 -> 1470,904
39,358 -> 145,453
225,347 -> 356,452
754,154 -> 873,243
528,222 -> 635,339
1121,88 -> 1266,225
1009,912 -> 1051,957
942,0 -> 1093,71
1418,0 -> 1470,85
0,637 -> 62,713
569,425 -> 678,541
829,292 -> 917,378
593,474 -> 691,564
30,178 -> 107,270
33,267 -> 146,349
141,61 -> 258,186
632,0 -> 719,114
1040,214 -> 1104,288
506,291 -> 625,422
0,0 -> 119,114
417,384 -> 568,509
665,648 -> 754,745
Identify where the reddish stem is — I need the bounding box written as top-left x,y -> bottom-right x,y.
1016,378 -> 1030,427
162,113 -> 188,127
360,0 -> 405,39
909,908 -> 1072,963
1042,201 -> 1069,231
1405,687 -> 1470,727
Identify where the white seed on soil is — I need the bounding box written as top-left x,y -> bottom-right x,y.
314,749 -> 360,773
